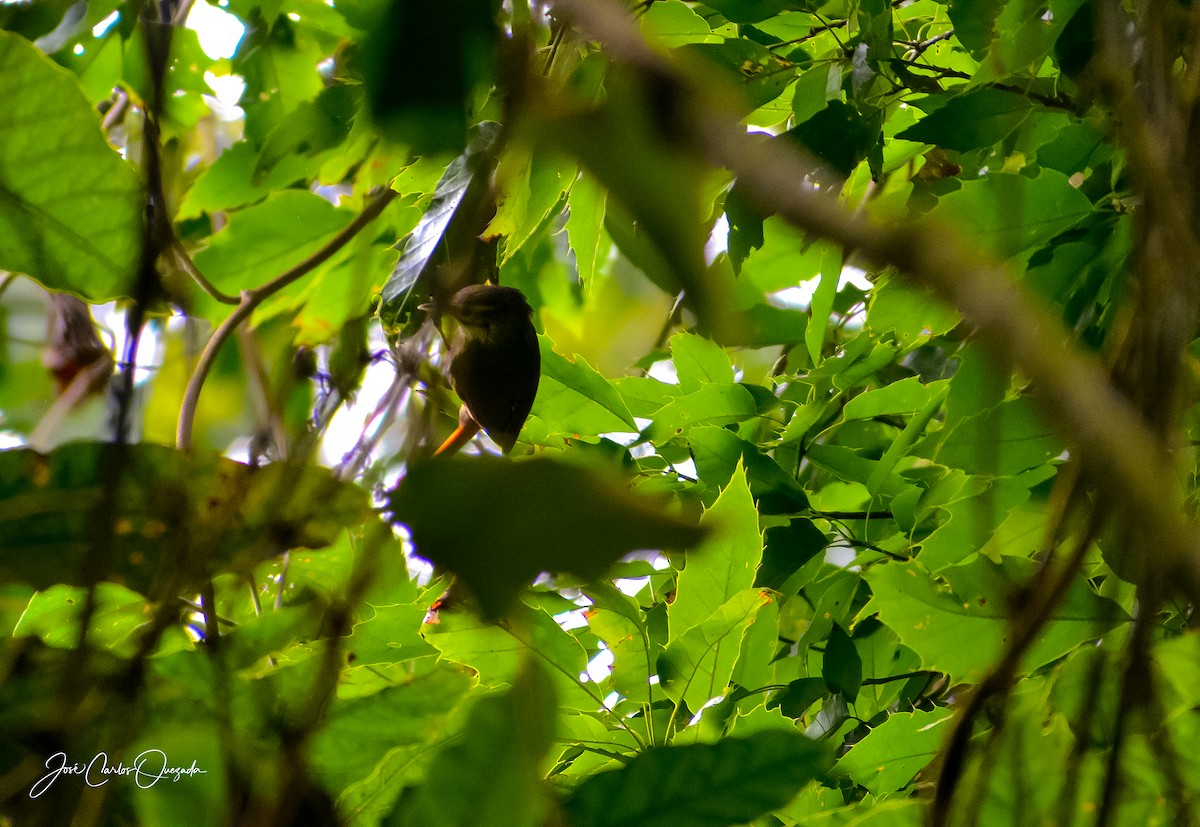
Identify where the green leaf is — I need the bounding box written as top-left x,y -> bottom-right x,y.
641,0 -> 717,47
896,88 -> 1035,153
386,456 -> 706,620
843,378 -> 951,420
645,383 -> 760,443
660,588 -> 772,711
933,396 -> 1063,477
361,0 -> 497,154
834,708 -> 953,795
309,665 -> 474,794
178,142 -> 272,219
671,331 -> 734,391
253,83 -> 358,182
0,30 -> 140,300
805,246 -> 842,364
489,147 -> 576,264
822,622 -> 862,701
669,463 -> 762,639
564,730 -> 831,827
565,173 -> 608,290
920,170 -> 1093,263
677,38 -> 795,114
532,336 -> 638,436
688,426 -> 809,514
191,190 -> 353,310
867,558 -> 1128,684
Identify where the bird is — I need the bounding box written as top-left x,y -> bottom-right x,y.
427,284 -> 540,456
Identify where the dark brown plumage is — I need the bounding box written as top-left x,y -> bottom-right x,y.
435,284 -> 540,454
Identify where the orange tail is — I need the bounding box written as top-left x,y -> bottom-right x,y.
433,408 -> 481,457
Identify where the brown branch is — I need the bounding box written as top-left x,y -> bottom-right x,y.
176,188 -> 398,450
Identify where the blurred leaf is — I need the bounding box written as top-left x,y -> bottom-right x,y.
254,84 -> 359,182
535,64 -> 745,342
677,39 -> 794,114
310,665 -> 474,794
395,659 -> 556,827
920,170 -> 1092,262
386,456 -> 706,619
0,443 -> 372,593
564,730 -> 831,827
0,31 -> 140,300
362,0 -> 496,153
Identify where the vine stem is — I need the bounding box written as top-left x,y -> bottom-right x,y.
176,188 -> 398,450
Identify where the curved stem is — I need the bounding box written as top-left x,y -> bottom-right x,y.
176,188 -> 398,450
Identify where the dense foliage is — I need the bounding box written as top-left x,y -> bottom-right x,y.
2,0 -> 1199,824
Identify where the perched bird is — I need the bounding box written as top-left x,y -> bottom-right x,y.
428,284 -> 540,455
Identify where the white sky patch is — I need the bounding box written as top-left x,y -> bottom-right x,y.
768,264 -> 873,310
204,71 -> 245,110
92,11 -> 120,37
584,646 -> 614,684
647,359 -> 678,384
319,355 -> 406,468
187,0 -> 245,59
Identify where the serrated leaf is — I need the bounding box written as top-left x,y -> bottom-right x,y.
670,331 -> 733,391
834,708 -> 953,795
660,588 -> 771,710
565,172 -> 608,290
564,730 -> 831,827
0,30 -> 140,300
532,336 -> 637,436
669,463 -> 761,639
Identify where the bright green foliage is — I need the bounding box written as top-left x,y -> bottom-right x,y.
1,0 -> 1197,825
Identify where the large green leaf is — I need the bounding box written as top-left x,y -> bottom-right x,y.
0,30 -> 141,300
897,88 -> 1035,153
920,170 -> 1093,263
867,558 -> 1129,684
390,660 -> 557,827
833,709 -> 953,795
564,730 -> 831,827
386,456 -> 706,619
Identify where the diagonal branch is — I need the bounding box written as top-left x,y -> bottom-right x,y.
176,188 -> 398,450
551,0 -> 1200,598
